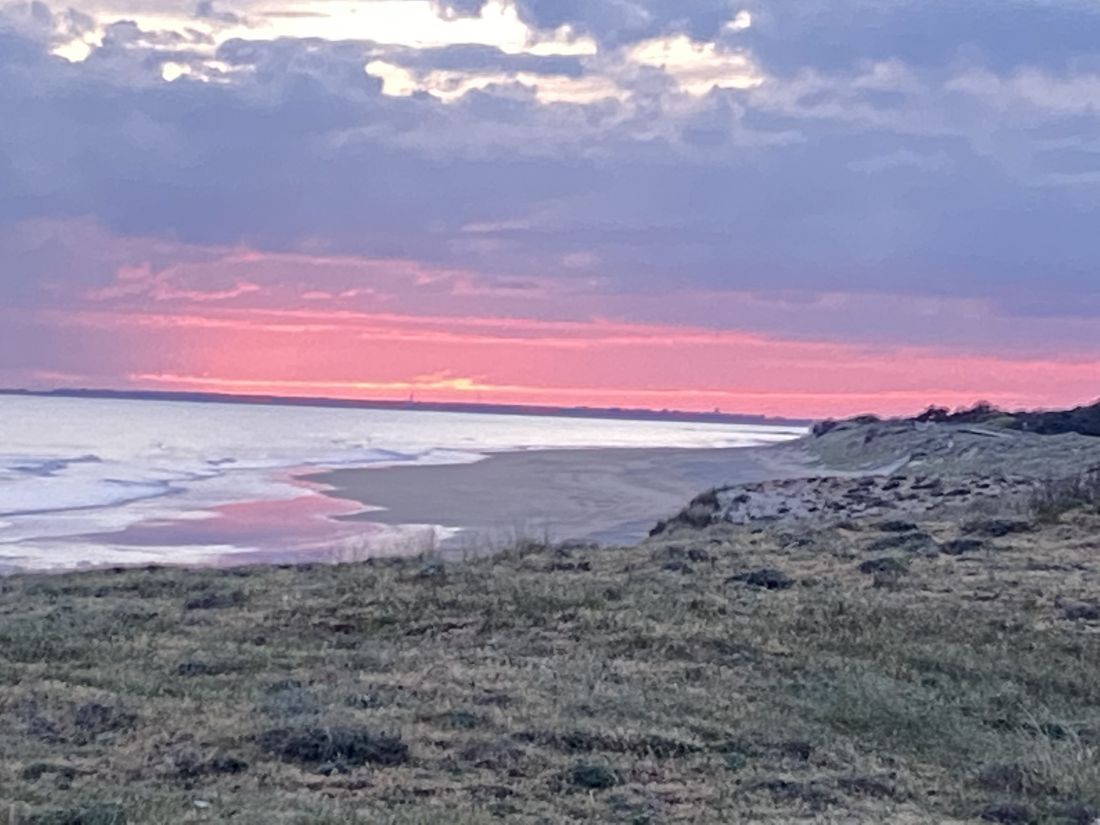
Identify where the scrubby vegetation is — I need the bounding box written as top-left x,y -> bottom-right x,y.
1028,467 -> 1100,524
916,400 -> 1100,437
3,504 -> 1100,823
814,400 -> 1100,439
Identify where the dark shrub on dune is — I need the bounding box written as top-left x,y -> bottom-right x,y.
257,725 -> 409,769
818,400 -> 1100,438
1012,400 -> 1100,437
919,400 -> 1100,436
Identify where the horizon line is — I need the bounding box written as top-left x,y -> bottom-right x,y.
0,386 -> 817,427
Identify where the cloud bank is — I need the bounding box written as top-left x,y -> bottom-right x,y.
2,0 -> 1099,415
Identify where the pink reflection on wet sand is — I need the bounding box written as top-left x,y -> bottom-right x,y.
69,474 -> 382,564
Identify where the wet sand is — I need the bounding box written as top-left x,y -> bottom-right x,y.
305,444 -> 814,547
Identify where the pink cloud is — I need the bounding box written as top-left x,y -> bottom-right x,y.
7,226 -> 1100,420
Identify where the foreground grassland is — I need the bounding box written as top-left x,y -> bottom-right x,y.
3,511 -> 1100,824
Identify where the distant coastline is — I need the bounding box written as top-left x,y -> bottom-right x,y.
0,387 -> 814,428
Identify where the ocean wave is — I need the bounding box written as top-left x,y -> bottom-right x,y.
0,454 -> 102,477
0,446 -> 485,519
0,475 -> 175,518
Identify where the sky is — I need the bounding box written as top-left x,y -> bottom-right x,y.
2,0 -> 1100,418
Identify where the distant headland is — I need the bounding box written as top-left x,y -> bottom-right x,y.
0,387 -> 814,428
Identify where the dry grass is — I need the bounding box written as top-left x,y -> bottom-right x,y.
1028,469 -> 1100,524
2,509 -> 1100,824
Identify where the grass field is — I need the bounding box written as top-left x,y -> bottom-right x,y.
3,508 -> 1100,823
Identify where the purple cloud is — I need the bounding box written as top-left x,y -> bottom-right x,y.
1,0 -> 1100,328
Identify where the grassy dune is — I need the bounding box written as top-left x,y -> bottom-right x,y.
3,509 -> 1100,824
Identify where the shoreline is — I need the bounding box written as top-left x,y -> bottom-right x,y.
0,441 -> 812,575
305,442 -> 817,548
1,393 -> 808,573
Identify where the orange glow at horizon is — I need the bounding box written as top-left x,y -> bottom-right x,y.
124,370 -> 1068,420
18,300 -> 1100,420
5,231 -> 1098,421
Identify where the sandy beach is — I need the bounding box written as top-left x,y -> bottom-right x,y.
306,443 -> 815,547
304,414 -> 1100,555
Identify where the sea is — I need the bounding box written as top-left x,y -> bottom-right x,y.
0,395 -> 804,573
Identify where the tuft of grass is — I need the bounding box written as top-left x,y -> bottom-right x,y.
1028,467 -> 1100,523
568,761 -> 619,790
256,724 -> 409,769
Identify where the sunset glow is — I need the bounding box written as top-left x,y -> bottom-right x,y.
5,237 -> 1099,418
4,1 -> 1100,418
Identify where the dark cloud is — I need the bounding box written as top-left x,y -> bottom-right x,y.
2,2 -> 1100,320
215,37 -> 585,78
742,1 -> 1100,76
194,0 -> 242,25
514,0 -> 733,46
381,43 -> 585,77
0,218 -> 224,307
0,0 -> 95,48
509,0 -> 1100,70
